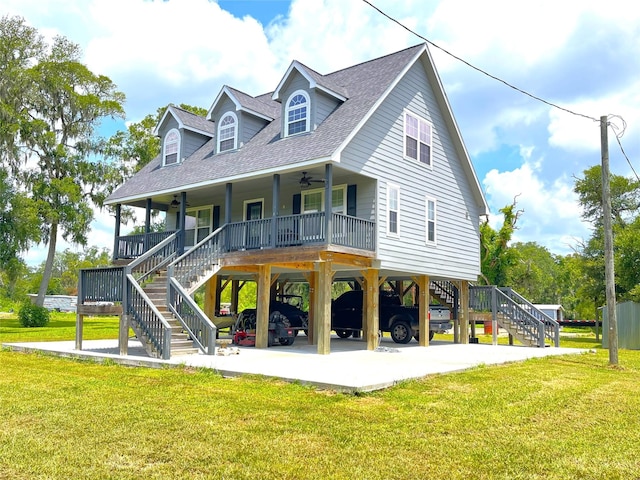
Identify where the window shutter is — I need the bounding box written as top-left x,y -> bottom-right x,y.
213,205 -> 220,229
293,193 -> 301,214
347,185 -> 357,216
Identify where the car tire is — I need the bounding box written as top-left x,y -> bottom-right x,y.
280,336 -> 294,346
335,329 -> 352,339
390,321 -> 412,344
429,330 -> 435,341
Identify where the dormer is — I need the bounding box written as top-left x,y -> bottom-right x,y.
207,86 -> 277,153
154,105 -> 215,167
272,61 -> 348,138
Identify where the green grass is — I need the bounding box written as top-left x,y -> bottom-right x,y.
0,311 -> 119,343
1,314 -> 638,479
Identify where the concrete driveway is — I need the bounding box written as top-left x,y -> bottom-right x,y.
4,336 -> 587,392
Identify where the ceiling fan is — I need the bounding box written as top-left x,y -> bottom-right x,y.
169,195 -> 190,209
299,171 -> 325,188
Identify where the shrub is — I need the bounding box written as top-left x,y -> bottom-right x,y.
18,302 -> 50,328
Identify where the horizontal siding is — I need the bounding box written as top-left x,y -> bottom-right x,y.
315,91 -> 339,127
242,114 -> 267,146
340,60 -> 482,281
182,131 -> 209,158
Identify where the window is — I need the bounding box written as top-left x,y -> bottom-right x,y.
301,185 -> 345,213
163,129 -> 180,166
218,112 -> 237,152
387,184 -> 399,236
286,90 -> 310,136
404,110 -> 432,166
426,197 -> 436,244
184,207 -> 212,247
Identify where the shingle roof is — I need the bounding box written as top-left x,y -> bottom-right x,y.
107,44 -> 425,203
169,105 -> 216,136
225,86 -> 280,120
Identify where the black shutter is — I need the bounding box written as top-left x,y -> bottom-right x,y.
293,193 -> 301,214
213,205 -> 220,229
347,184 -> 357,216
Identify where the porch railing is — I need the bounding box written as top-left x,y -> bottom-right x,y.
168,278 -> 216,354
78,266 -> 125,303
499,287 -> 560,347
115,230 -> 177,259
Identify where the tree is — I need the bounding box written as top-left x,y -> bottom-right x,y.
0,17 -> 125,307
508,242 -> 559,303
479,199 -> 522,286
0,168 -> 39,267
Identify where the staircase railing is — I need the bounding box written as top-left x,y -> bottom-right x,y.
124,232 -> 180,359
166,228 -> 221,355
469,285 -> 555,347
169,226 -> 224,291
499,288 -> 560,347
126,273 -> 173,359
167,278 -> 216,354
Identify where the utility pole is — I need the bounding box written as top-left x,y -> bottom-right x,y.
600,115 -> 618,365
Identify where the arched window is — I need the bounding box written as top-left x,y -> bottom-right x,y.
218,112 -> 237,152
285,90 -> 310,136
163,129 -> 180,166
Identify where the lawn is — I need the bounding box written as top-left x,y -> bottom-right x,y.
1,315 -> 638,479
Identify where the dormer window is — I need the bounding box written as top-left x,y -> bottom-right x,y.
218,112 -> 238,152
286,90 -> 310,136
163,128 -> 180,166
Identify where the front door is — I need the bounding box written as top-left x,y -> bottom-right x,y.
244,199 -> 263,249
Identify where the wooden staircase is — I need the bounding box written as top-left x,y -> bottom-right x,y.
137,271 -> 199,357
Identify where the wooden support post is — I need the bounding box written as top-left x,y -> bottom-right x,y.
231,280 -> 240,316
417,275 -> 430,346
119,314 -> 129,355
75,313 -> 84,350
364,268 -> 379,350
316,261 -> 333,355
460,280 -> 469,344
307,271 -> 318,345
255,265 -> 271,348
204,275 -> 218,319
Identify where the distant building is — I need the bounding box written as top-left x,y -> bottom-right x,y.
533,304 -> 564,322
28,294 -> 77,312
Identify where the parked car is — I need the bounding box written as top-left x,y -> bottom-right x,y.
331,290 -> 452,343
235,294 -> 308,336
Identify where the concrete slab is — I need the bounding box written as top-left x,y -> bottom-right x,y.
3,336 -> 587,393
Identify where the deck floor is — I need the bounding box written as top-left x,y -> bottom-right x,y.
3,336 -> 586,392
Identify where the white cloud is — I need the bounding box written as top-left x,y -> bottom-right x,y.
483,160 -> 590,255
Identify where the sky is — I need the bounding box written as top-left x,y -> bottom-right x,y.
4,0 -> 640,266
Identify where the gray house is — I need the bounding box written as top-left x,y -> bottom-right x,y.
82,44 -> 496,357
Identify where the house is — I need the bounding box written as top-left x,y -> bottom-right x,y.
533,304 -> 565,322
78,43 -> 497,358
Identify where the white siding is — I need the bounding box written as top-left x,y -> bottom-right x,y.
340,60 -> 482,281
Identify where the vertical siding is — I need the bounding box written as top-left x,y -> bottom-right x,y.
340,60 -> 482,281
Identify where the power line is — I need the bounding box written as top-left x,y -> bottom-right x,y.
362,0 -> 599,123
362,0 -> 640,178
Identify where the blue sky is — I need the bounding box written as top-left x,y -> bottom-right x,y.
5,0 -> 640,266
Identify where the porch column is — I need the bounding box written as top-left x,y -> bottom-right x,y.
225,183 -> 232,224
416,275 -> 430,346
255,265 -> 271,348
112,203 -> 121,261
144,198 -> 152,251
460,280 -> 470,344
316,260 -> 333,354
324,163 -> 333,244
272,174 -> 280,248
178,191 -> 187,253
364,268 -> 379,350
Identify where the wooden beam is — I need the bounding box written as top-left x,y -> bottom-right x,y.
255,264 -> 271,348
416,275 -> 430,346
320,251 -> 373,267
316,261 -> 333,354
377,276 -> 388,287
270,262 -> 316,271
364,268 -> 379,350
221,265 -> 261,274
270,273 -> 281,286
75,313 -> 84,351
231,280 -> 240,316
